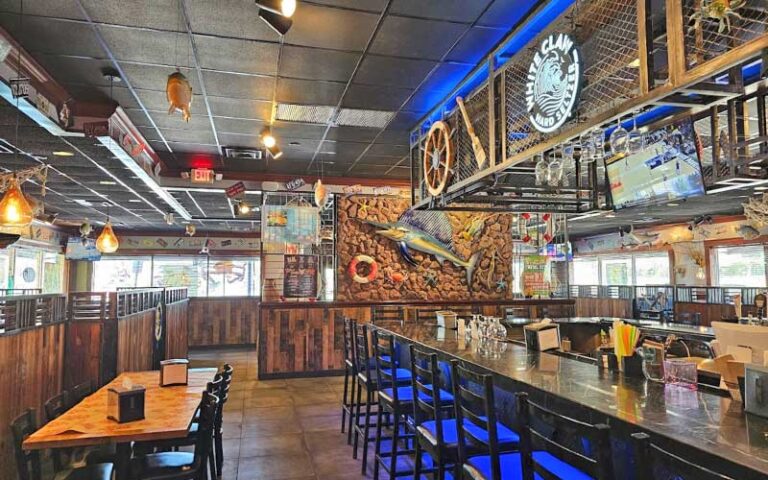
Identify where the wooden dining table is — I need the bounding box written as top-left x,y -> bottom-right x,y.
23,368 -> 218,480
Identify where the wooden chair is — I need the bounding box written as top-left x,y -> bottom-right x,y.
341,317 -> 358,444
632,432 -> 734,480
131,391 -> 218,480
67,381 -> 92,408
11,408 -> 113,480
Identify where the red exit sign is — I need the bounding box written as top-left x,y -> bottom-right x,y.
191,168 -> 215,184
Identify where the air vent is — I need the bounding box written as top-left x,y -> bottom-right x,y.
335,108 -> 395,128
276,104 -> 335,124
223,146 -> 264,161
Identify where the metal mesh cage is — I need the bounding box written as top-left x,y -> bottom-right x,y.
683,0 -> 768,69
454,85 -> 491,183
504,0 -> 640,160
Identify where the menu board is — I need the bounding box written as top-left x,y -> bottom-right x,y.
283,255 -> 318,298
522,255 -> 550,298
262,205 -> 319,245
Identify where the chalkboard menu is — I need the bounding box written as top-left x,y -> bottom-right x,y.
283,255 -> 318,298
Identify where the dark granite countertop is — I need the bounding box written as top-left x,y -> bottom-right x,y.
374,321 -> 768,477
503,316 -> 715,338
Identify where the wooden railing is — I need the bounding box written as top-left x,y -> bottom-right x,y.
0,288 -> 41,296
0,294 -> 66,332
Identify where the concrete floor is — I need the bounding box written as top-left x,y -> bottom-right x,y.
189,348 -> 372,480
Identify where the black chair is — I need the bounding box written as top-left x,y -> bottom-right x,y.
214,364 -> 234,477
632,432 -> 734,480
12,408 -> 113,480
67,381 -> 92,408
131,390 -> 219,480
410,346 -> 458,480
449,361 -> 521,480
44,392 -> 72,472
341,317 -> 358,445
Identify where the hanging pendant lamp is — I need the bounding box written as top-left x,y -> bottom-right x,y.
96,218 -> 119,253
0,178 -> 33,227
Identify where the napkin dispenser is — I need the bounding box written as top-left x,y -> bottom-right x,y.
107,385 -> 145,423
524,320 -> 560,351
160,359 -> 189,387
436,311 -> 458,329
745,364 -> 768,417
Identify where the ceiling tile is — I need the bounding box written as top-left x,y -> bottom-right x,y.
271,122 -> 328,140
376,129 -> 410,145
327,126 -> 380,143
369,16 -> 467,60
194,36 -> 279,76
81,0 -> 180,29
120,64 -> 198,92
390,0 -> 493,22
477,0 -> 539,28
355,55 -> 437,88
149,112 -> 212,130
403,62 -> 475,113
0,14 -> 104,57
276,78 -> 344,106
280,46 -> 358,82
208,97 -> 272,120
388,111 -> 423,130
214,117 -> 264,135
160,127 -> 215,144
0,0 -> 83,19
99,25 -> 183,64
342,84 -> 412,111
185,0 -> 277,41
134,89 -> 207,115
284,3 -> 379,52
367,143 -> 409,157
445,26 -> 507,64
201,71 -> 273,100
307,0 -> 387,11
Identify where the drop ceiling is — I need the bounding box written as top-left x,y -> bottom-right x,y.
0,0 -> 541,180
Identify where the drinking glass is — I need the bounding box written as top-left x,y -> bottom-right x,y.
561,142 -> 576,187
534,154 -> 548,186
609,118 -> 629,157
590,127 -> 605,163
579,132 -> 595,164
547,152 -> 563,187
627,111 -> 645,153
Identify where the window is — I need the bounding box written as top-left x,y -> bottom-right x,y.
13,249 -> 41,290
92,257 -> 152,292
634,253 -> 671,285
92,255 -> 261,296
0,250 -> 9,290
713,245 -> 767,287
42,253 -> 65,293
601,257 -> 632,285
571,258 -> 599,285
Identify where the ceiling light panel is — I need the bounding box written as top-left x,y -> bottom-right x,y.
335,108 -> 396,129
276,103 -> 336,124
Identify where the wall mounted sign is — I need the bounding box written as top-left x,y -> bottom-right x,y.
283,254 -> 318,298
525,33 -> 582,134
285,177 -> 306,191
225,181 -> 246,199
190,168 -> 215,184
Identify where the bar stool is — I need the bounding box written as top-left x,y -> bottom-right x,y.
11,409 -> 114,480
214,364 -> 234,477
67,381 -> 92,408
632,432 -> 733,480
352,324 -> 411,474
341,317 -> 357,444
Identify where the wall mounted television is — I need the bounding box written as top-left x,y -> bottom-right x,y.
605,118 -> 705,210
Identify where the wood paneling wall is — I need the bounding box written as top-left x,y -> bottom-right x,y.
0,323 -> 65,480
65,320 -> 103,389
116,310 -> 155,374
674,302 -> 754,327
188,297 -> 259,346
574,297 -> 633,318
165,299 -> 189,359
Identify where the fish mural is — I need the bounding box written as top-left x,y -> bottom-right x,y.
166,71 -> 193,122
737,224 -> 760,240
621,226 -> 661,249
360,209 -> 481,289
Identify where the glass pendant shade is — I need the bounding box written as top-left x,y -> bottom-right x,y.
0,179 -> 33,227
96,220 -> 119,253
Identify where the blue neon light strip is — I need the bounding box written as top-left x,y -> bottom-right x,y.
417,0 -> 576,133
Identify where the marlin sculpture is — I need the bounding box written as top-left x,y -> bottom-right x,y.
359,209 -> 481,289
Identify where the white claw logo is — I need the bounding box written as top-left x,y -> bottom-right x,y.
525,33 -> 582,134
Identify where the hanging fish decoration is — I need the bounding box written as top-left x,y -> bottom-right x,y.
166,71 -> 193,122
185,224 -> 196,236
314,179 -> 329,209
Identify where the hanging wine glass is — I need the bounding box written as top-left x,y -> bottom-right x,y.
590,127 -> 605,163
609,117 -> 629,157
561,142 -> 576,187
628,110 -> 645,154
547,151 -> 563,187
579,131 -> 595,164
534,154 -> 548,186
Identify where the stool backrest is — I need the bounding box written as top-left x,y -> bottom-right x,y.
11,408 -> 41,480
372,329 -> 400,400
343,317 -> 357,369
450,359 -> 502,479
68,380 -> 92,408
410,346 -> 447,440
208,374 -> 225,432
193,391 -> 219,471
354,323 -> 373,385
631,433 -> 733,480
44,391 -> 72,472
517,392 -> 613,480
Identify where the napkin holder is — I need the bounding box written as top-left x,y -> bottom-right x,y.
160,359 -> 189,387
436,311 -> 458,329
107,385 -> 145,423
524,321 -> 560,351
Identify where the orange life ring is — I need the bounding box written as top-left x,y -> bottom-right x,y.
348,255 -> 378,284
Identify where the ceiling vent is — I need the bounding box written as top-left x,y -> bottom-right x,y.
276,103 -> 335,124
335,108 -> 395,129
223,146 -> 264,161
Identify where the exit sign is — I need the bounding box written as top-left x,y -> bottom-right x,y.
191,168 -> 215,184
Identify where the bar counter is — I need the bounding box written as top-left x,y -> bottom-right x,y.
374,321 -> 768,479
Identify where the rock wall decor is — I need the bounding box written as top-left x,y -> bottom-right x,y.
336,196 -> 515,302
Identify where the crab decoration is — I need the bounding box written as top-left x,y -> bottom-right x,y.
690,0 -> 745,34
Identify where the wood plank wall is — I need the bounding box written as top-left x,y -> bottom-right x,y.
64,320 -> 103,389
188,297 -> 259,346
674,302 -> 761,327
165,299 -> 189,359
574,297 -> 633,318
116,310 -> 155,374
259,306 -> 372,378
0,324 -> 65,480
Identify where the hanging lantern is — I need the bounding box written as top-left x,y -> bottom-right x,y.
0,178 -> 33,227
96,219 -> 119,253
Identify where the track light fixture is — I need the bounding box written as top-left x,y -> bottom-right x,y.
235,201 -> 252,216
261,127 -> 283,159
255,0 -> 295,35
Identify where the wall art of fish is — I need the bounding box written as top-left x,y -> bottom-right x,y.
359,209 -> 481,289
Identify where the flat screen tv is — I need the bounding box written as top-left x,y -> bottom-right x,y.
605,118 -> 705,210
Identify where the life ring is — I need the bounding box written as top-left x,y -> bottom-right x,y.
348,255 -> 378,284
